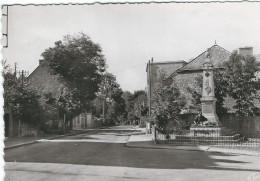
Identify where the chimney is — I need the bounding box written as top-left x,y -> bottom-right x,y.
39,59 -> 44,66
239,47 -> 253,57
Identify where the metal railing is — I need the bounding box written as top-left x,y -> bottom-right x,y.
153,126 -> 260,149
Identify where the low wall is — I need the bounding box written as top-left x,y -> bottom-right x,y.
179,113 -> 260,132
220,114 -> 260,133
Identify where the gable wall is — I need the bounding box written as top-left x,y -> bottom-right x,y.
173,72 -> 202,109
148,62 -> 186,108
28,65 -> 63,99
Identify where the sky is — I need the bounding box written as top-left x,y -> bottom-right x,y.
2,2 -> 260,93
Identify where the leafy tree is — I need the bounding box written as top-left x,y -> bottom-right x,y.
132,90 -> 148,117
110,88 -> 127,124
122,91 -> 135,124
122,90 -> 148,125
122,91 -> 134,113
93,73 -> 127,124
214,69 -> 229,117
41,33 -> 106,118
154,84 -> 186,134
3,62 -> 44,126
222,51 -> 260,129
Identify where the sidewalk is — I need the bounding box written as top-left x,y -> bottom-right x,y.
4,126 -> 139,150
126,134 -> 260,156
4,129 -> 92,150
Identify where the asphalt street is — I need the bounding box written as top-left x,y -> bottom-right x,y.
4,126 -> 260,181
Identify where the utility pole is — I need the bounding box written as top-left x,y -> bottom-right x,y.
17,70 -> 29,86
14,63 -> 17,82
102,76 -> 107,125
148,59 -> 152,116
16,69 -> 29,136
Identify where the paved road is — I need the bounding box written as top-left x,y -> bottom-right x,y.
4,126 -> 260,181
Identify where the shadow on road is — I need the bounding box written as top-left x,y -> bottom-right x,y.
5,141 -> 259,173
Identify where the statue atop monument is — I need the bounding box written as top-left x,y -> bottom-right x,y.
205,48 -> 210,58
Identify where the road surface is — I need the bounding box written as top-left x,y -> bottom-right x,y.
4,126 -> 260,181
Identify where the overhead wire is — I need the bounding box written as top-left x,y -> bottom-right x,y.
111,63 -> 146,74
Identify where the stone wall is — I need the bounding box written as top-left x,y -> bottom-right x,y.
220,114 -> 260,133
177,113 -> 260,132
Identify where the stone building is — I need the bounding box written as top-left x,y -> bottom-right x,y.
146,45 -> 260,131
28,60 -> 95,131
28,60 -> 64,100
146,59 -> 187,115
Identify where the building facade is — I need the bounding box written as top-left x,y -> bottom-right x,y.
28,60 -> 95,131
146,59 -> 187,115
146,45 -> 260,131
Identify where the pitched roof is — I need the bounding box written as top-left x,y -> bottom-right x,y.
179,45 -> 231,71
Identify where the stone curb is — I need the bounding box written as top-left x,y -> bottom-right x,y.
115,131 -> 146,136
125,142 -> 209,152
126,142 -> 260,156
4,127 -> 108,150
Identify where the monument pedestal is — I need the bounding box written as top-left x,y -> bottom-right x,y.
201,97 -> 219,125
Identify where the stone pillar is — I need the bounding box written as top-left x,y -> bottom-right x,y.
201,50 -> 219,125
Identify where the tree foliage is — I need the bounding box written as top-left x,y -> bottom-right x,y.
122,90 -> 148,124
222,51 -> 260,117
154,84 -> 186,133
93,73 -> 127,124
214,69 -> 229,117
41,33 -> 106,117
3,62 -> 44,126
